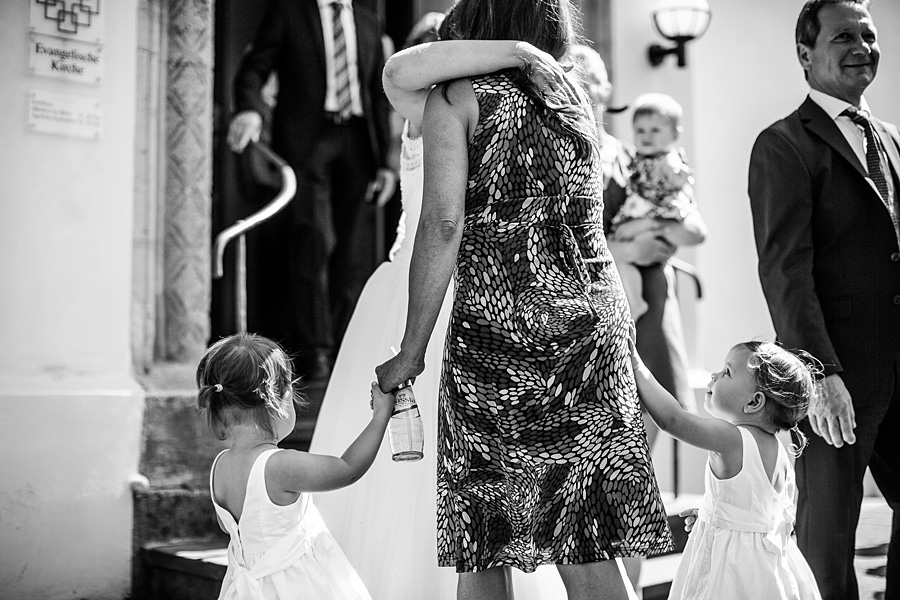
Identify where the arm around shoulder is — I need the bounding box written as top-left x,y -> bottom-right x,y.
383,41 -> 548,125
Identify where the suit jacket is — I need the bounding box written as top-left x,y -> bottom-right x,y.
233,0 -> 391,171
748,96 -> 900,377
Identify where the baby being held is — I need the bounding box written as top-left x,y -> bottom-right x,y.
611,92 -> 708,319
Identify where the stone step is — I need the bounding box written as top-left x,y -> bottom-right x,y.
143,541 -> 684,600
132,366 -> 326,597
141,496 -> 697,600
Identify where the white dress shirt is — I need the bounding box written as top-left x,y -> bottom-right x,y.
318,0 -> 364,117
809,88 -> 895,213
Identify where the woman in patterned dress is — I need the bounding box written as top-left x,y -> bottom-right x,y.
376,2 -> 674,598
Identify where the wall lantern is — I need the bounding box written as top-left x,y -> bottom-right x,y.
647,1 -> 712,68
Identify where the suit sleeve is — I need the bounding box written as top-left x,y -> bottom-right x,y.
233,0 -> 286,118
370,26 -> 392,170
748,126 -> 842,375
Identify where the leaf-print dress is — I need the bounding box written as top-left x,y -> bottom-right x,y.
435,72 -> 674,573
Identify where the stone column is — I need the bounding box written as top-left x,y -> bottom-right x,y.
163,0 -> 214,362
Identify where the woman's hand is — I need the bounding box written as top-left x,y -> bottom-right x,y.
516,43 -> 586,112
516,43 -> 572,97
375,352 -> 424,394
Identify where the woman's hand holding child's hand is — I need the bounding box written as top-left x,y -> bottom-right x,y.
375,351 -> 424,394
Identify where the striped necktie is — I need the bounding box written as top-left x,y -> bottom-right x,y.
331,2 -> 352,120
843,106 -> 891,205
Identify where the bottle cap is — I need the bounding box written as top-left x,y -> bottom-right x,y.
391,379 -> 414,393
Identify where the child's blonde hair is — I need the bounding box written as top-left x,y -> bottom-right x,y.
739,341 -> 822,453
196,333 -> 307,440
632,92 -> 683,132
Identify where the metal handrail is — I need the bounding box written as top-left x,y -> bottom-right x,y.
212,141 -> 297,333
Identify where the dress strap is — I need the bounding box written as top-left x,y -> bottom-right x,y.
245,448 -> 281,504
736,426 -> 777,487
209,448 -> 229,500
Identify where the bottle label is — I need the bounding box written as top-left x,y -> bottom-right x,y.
388,385 -> 424,462
392,388 -> 420,418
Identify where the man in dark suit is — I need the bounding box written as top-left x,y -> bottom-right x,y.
748,1 -> 900,598
227,0 -> 396,379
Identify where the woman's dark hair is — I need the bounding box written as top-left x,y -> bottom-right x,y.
441,0 -> 597,158
796,0 -> 870,47
196,333 -> 306,441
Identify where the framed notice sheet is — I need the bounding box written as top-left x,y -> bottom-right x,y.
29,89 -> 103,139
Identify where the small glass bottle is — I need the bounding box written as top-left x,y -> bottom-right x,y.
388,379 -> 424,462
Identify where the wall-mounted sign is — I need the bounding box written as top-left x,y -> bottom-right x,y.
29,89 -> 102,139
29,36 -> 103,83
30,0 -> 104,43
29,1 -> 104,84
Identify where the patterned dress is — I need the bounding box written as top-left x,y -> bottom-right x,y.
436,72 -> 674,573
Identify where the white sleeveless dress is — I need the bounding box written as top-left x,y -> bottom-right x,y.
308,124 -> 567,599
668,427 -> 822,600
210,449 -> 371,600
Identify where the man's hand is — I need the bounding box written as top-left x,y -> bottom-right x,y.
366,168 -> 398,207
810,373 -> 857,447
227,111 -> 263,153
680,508 -> 699,532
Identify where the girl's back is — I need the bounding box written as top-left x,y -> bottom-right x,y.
668,427 -> 821,600
210,449 -> 372,600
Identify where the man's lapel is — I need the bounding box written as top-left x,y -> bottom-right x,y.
302,0 -> 325,67
873,118 -> 900,182
799,96 -> 868,181
352,2 -> 376,84
800,95 -> 894,205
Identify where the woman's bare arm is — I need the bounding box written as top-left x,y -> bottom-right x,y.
382,40 -> 564,126
375,79 -> 475,391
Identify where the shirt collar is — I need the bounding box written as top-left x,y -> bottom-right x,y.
319,0 -> 350,9
808,88 -> 872,121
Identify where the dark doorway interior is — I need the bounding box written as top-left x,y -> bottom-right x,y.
210,0 -> 416,343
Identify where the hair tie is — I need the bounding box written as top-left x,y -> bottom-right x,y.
214,384 -> 223,393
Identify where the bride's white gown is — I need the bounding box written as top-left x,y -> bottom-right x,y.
309,124 -> 569,600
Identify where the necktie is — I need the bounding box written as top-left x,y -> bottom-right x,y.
843,106 -> 891,205
331,2 -> 352,120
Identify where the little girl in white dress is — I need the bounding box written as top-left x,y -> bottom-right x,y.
197,333 -> 395,600
631,339 -> 822,600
